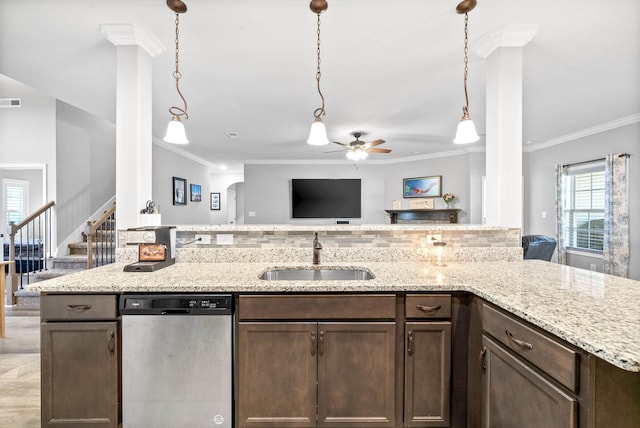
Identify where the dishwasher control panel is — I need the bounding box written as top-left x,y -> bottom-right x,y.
119,294 -> 233,315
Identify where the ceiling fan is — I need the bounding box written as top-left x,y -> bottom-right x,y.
326,132 -> 392,160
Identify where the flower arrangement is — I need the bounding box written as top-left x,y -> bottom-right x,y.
442,193 -> 455,207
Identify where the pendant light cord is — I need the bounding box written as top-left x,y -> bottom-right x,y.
169,12 -> 188,119
462,12 -> 470,116
313,13 -> 325,119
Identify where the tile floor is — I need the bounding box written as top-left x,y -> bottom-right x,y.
0,307 -> 40,428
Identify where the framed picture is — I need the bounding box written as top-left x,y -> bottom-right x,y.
190,184 -> 202,202
409,198 -> 434,209
210,192 -> 220,210
403,175 -> 442,198
173,177 -> 187,205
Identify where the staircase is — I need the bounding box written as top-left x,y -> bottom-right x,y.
13,206 -> 116,308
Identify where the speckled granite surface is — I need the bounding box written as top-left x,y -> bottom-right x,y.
29,259 -> 639,372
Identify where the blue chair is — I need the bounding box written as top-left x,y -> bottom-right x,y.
522,235 -> 557,261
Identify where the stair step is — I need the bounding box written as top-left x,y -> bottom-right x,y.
68,241 -> 116,256
52,255 -> 88,270
33,268 -> 85,281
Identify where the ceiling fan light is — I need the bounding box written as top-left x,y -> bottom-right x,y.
307,117 -> 329,146
164,115 -> 189,145
453,116 -> 479,144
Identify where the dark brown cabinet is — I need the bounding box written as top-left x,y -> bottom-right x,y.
404,295 -> 452,427
40,295 -> 119,428
237,294 -> 397,428
480,335 -> 577,428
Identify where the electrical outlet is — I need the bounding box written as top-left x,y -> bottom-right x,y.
590,263 -> 597,272
541,210 -> 547,219
195,234 -> 211,244
248,211 -> 256,217
426,234 -> 442,244
216,234 -> 234,245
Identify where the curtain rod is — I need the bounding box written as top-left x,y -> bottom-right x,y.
562,153 -> 630,168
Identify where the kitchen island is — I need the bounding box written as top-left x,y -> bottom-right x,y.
30,260 -> 640,427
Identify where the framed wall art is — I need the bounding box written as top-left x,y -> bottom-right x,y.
403,175 -> 442,198
173,177 -> 187,205
210,192 -> 220,210
190,184 -> 202,202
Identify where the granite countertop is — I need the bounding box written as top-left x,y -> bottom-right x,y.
29,260 -> 640,372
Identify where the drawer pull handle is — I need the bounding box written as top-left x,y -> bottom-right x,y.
417,304 -> 441,313
479,346 -> 487,373
311,331 -> 316,356
66,304 -> 92,312
506,330 -> 533,350
407,330 -> 414,356
108,331 -> 115,355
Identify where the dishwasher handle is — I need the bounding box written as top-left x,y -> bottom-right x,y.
160,309 -> 191,315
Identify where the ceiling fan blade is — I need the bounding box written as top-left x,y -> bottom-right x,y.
332,141 -> 348,147
324,149 -> 346,153
367,148 -> 392,153
366,139 -> 386,147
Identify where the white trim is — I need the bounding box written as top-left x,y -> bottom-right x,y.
565,249 -> 603,260
152,137 -> 215,168
475,24 -> 539,59
100,24 -> 165,57
525,113 -> 640,152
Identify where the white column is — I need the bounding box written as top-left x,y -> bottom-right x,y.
101,24 -> 164,231
476,25 -> 538,228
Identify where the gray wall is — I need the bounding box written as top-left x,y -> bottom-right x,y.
152,144 -> 212,225
244,163 -> 388,224
243,155 -> 479,225
524,122 -> 639,280
55,101 -> 116,242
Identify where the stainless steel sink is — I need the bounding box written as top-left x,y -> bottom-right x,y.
259,268 -> 374,281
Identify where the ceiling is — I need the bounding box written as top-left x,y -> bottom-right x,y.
1,0 -> 638,173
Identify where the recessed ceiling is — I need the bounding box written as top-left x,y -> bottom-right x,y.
1,0 -> 638,171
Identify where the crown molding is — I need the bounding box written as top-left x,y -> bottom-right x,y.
475,24 -> 539,58
152,136 -> 214,168
524,113 -> 640,152
100,24 -> 165,57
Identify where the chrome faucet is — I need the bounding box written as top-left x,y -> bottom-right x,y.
313,232 -> 322,265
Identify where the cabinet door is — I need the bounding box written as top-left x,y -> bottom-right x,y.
41,322 -> 119,428
318,322 -> 396,428
405,322 -> 451,427
237,322 -> 317,428
481,335 -> 577,428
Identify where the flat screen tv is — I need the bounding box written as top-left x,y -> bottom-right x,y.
291,179 -> 361,219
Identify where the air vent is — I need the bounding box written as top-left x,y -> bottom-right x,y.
0,98 -> 22,108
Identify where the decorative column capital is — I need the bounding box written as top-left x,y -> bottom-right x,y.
474,24 -> 539,59
100,23 -> 165,57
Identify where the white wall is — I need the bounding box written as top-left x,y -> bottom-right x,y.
524,122 -> 640,280
56,101 -> 116,243
152,145 -> 212,225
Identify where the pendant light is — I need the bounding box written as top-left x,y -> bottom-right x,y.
163,0 -> 189,145
453,0 -> 480,145
307,0 -> 330,146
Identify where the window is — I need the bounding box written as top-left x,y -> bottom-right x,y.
2,178 -> 29,234
561,165 -> 605,252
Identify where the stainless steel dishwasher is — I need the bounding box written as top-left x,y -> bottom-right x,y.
120,294 -> 233,428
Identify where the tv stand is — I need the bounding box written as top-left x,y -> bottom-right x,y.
385,209 -> 460,224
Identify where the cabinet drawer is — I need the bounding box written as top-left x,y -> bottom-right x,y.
41,294 -> 117,321
483,304 -> 579,392
405,294 -> 451,319
238,294 -> 396,320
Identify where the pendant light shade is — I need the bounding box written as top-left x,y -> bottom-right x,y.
307,0 -> 330,146
164,115 -> 189,145
454,108 -> 479,144
307,117 -> 329,145
165,0 -> 190,145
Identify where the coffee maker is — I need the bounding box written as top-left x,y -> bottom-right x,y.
124,226 -> 177,272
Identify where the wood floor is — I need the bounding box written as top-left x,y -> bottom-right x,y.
0,307 -> 40,428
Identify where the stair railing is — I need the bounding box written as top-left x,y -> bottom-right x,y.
86,203 -> 116,269
7,201 -> 55,305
